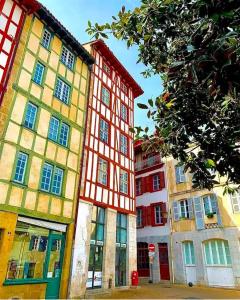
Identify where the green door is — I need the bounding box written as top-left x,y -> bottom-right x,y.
45,234 -> 65,299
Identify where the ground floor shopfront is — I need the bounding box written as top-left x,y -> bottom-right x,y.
172,228 -> 240,288
0,211 -> 73,299
69,201 -> 137,298
137,236 -> 171,283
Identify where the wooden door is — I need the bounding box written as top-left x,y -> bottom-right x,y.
158,243 -> 170,280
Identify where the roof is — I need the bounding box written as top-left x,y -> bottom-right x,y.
85,39 -> 144,98
18,0 -> 41,12
34,3 -> 95,66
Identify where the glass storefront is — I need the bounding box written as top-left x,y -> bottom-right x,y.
115,213 -> 127,287
87,206 -> 105,289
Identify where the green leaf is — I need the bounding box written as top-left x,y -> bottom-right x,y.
137,103 -> 148,109
148,99 -> 153,107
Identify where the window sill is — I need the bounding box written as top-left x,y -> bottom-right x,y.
48,137 -> 68,149
40,43 -> 51,53
205,265 -> 232,268
53,95 -> 70,107
38,189 -> 62,198
11,181 -> 28,189
22,124 -> 37,133
31,79 -> 44,88
4,279 -> 48,286
60,60 -> 74,72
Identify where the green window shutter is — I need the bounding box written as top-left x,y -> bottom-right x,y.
211,194 -> 222,226
188,198 -> 194,219
193,197 -> 205,230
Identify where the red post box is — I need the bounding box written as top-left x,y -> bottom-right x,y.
131,270 -> 139,286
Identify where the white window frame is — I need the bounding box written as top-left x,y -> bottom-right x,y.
97,158 -> 108,186
183,241 -> 195,266
136,178 -> 141,195
230,191 -> 240,214
13,152 -> 28,184
120,103 -> 128,122
137,208 -> 142,227
153,174 -> 160,191
120,169 -> 128,194
120,133 -> 128,155
154,205 -> 162,224
101,86 -> 110,106
99,118 -> 109,144
204,240 -> 232,266
41,28 -> 51,49
175,165 -> 186,183
203,195 -> 216,215
103,63 -> 111,75
55,78 -> 70,104
179,199 -> 189,219
61,46 -> 75,69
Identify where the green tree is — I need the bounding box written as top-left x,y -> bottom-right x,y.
87,0 -> 240,192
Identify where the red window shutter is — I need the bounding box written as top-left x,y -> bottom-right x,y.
161,202 -> 167,213
146,176 -> 153,192
160,171 -> 165,189
151,205 -> 155,226
142,207 -> 146,227
144,206 -> 152,226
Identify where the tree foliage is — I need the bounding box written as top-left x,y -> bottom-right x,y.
87,0 -> 240,192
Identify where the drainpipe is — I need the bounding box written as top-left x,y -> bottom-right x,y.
164,157 -> 175,284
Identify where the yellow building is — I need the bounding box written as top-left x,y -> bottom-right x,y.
166,157 -> 240,288
0,3 -> 94,299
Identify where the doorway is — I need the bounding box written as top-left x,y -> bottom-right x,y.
158,243 -> 170,280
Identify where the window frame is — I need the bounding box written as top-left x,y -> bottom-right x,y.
120,102 -> 128,123
99,118 -> 109,144
60,45 -> 75,70
183,241 -> 196,266
120,133 -> 128,156
32,61 -> 45,86
116,213 -> 127,246
230,191 -> 240,214
179,199 -> 189,219
101,85 -> 111,107
41,28 -> 52,50
23,102 -> 38,130
48,116 -> 70,148
153,174 -> 161,191
136,178 -> 142,196
120,169 -> 128,195
97,157 -> 108,187
175,165 -> 186,183
54,77 -> 71,105
203,194 -> 217,215
204,239 -> 232,266
13,152 -> 29,184
120,82 -> 128,95
40,162 -> 64,196
136,207 -> 143,228
102,62 -> 111,76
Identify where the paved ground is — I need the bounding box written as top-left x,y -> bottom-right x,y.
93,283 -> 240,299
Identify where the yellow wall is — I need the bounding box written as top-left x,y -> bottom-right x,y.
166,157 -> 240,232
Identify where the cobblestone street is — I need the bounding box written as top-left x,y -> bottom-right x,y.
93,283 -> 240,299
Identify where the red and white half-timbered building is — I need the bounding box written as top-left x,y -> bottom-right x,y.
69,40 -> 143,298
0,0 -> 40,103
135,140 -> 171,284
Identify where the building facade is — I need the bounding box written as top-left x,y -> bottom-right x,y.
0,0 -> 40,104
167,157 -> 240,288
0,3 -> 94,299
69,40 -> 143,298
135,141 -> 171,284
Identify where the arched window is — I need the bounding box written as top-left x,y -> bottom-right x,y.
204,240 -> 232,266
182,241 -> 195,265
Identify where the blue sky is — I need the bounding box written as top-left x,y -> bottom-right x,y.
38,0 -> 162,129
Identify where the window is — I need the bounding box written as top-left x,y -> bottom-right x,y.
179,200 -> 189,218
40,163 -> 64,195
203,195 -> 217,215
231,191 -> 240,213
121,82 -> 128,94
97,158 -> 108,186
54,78 -> 70,104
154,205 -> 161,224
136,178 -> 142,196
41,29 -> 51,49
153,174 -> 160,191
24,102 -> 38,130
90,206 -> 105,243
61,46 -> 75,70
120,103 -> 128,122
101,86 -> 110,106
175,165 -> 186,183
116,213 -> 127,245
183,241 -> 195,265
48,116 -> 70,147
204,240 -> 232,266
137,243 -> 150,277
120,169 -> 128,194
103,63 -> 111,75
99,118 -> 109,144
137,208 -> 143,227
13,152 -> 28,184
33,62 -> 45,85
120,134 -> 128,155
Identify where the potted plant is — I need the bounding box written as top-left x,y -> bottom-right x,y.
207,212 -> 214,218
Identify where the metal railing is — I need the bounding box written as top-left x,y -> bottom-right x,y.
135,155 -> 161,172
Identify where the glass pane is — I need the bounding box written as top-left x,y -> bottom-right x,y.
121,214 -> 127,228
116,228 -> 121,243
184,243 -> 190,265
96,224 -> 104,241
90,223 -> 96,241
205,242 -> 211,265
120,228 -> 127,244
47,238 -> 62,278
117,213 -> 121,227
217,240 -> 225,265
94,246 -> 103,271
190,242 -> 195,264
224,241 -> 232,265
211,241 -> 218,265
88,245 -> 95,271
92,206 -> 97,221
97,208 -> 105,224
6,222 -> 49,280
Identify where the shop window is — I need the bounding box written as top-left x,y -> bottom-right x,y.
101,86 -> 110,106
13,152 -> 28,184
54,78 -> 70,104
204,239 -> 232,266
120,169 -> 128,194
97,158 -> 108,186
99,118 -> 109,144
33,62 -> 45,85
183,241 -> 195,265
175,165 -> 186,183
41,28 -> 52,49
61,46 -> 75,70
23,102 -> 38,130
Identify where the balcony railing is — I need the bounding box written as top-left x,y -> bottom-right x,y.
135,155 -> 161,172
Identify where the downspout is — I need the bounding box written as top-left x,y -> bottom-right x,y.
164,157 -> 175,284
67,58 -> 94,297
